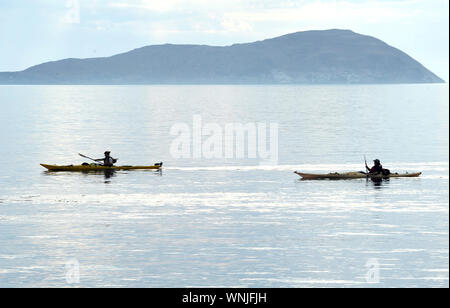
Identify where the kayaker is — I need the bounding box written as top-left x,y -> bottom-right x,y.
95,151 -> 118,167
366,159 -> 383,174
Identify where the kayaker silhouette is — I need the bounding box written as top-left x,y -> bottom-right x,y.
95,151 -> 118,167
366,159 -> 390,175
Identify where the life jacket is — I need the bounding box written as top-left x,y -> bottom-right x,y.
104,156 -> 114,166
370,164 -> 383,173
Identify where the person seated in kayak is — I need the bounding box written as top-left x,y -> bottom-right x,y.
366,159 -> 383,174
95,151 -> 118,167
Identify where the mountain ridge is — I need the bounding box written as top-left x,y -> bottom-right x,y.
0,29 -> 444,84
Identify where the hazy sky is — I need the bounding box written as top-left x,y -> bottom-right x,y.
0,0 -> 448,80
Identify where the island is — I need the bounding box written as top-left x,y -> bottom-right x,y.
0,29 -> 444,84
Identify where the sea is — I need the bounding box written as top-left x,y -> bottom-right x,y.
0,84 -> 448,287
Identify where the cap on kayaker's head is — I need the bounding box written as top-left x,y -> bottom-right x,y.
104,151 -> 111,156
374,159 -> 381,165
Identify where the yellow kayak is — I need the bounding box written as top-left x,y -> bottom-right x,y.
41,163 -> 162,172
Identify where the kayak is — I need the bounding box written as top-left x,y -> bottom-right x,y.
295,171 -> 422,180
41,163 -> 162,172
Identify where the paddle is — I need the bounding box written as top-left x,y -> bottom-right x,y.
364,155 -> 369,175
79,153 -> 119,166
78,153 -> 100,163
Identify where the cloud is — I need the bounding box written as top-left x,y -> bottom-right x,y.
105,0 -> 427,35
109,0 -> 212,12
222,1 -> 419,27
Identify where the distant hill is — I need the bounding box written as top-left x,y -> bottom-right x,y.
0,29 -> 444,84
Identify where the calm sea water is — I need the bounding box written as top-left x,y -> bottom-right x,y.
0,84 -> 448,287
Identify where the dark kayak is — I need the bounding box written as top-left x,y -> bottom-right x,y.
295,171 -> 422,180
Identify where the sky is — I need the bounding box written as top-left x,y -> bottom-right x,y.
0,0 -> 448,80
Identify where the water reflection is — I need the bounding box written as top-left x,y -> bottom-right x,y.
296,177 -> 392,190
99,170 -> 116,183
367,177 -> 390,189
43,169 -> 162,181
